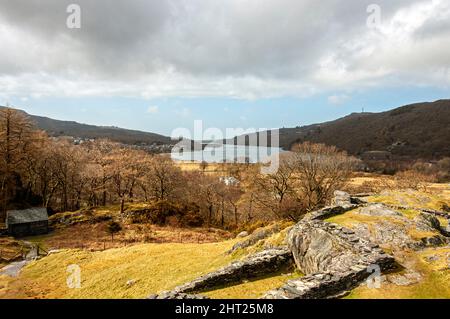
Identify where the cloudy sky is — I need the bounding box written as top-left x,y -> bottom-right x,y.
0,0 -> 449,136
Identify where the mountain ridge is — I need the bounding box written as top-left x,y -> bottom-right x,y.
2,99 -> 449,159
0,106 -> 174,146
234,99 -> 450,159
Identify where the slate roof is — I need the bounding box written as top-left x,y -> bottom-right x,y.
6,208 -> 48,226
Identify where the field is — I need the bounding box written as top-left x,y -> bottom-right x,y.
0,241 -> 237,299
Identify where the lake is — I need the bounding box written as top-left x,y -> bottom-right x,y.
171,144 -> 283,164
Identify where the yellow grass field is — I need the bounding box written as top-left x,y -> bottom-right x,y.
0,240 -> 239,299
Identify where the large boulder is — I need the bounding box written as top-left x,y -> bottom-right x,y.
287,220 -> 394,275
332,191 -> 352,206
288,223 -> 359,274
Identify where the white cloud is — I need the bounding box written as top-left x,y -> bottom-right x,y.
146,105 -> 159,114
328,94 -> 350,105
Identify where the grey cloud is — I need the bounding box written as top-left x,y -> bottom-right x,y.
0,0 -> 448,98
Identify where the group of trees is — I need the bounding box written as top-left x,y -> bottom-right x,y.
252,143 -> 357,221
0,107 -> 357,227
0,108 -> 184,220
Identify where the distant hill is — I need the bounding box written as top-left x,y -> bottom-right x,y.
235,100 -> 450,159
0,106 -> 173,146
2,99 -> 449,159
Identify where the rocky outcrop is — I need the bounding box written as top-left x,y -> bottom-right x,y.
381,203 -> 450,220
357,203 -> 403,217
227,224 -> 282,253
264,219 -> 396,299
149,247 -> 293,298
288,220 -> 395,275
353,222 -> 418,249
345,204 -> 450,250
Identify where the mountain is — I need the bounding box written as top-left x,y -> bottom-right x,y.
236,99 -> 450,159
2,99 -> 449,159
0,106 -> 173,146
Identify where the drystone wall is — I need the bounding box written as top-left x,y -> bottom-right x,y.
148,247 -> 293,298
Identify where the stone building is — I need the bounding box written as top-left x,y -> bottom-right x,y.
6,208 -> 49,237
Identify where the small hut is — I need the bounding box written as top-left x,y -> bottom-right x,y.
6,208 -> 49,237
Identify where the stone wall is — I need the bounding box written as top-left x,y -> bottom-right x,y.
149,247 -> 293,298
304,204 -> 359,221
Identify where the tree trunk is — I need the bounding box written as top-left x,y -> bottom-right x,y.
120,197 -> 125,214
221,199 -> 224,227
208,204 -> 213,227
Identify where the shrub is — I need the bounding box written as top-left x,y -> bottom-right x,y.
106,221 -> 122,241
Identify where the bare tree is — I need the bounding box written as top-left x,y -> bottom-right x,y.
146,156 -> 181,201
108,148 -> 148,214
252,157 -> 301,220
291,142 -> 356,211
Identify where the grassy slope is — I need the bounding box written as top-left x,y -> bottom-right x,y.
367,187 -> 450,211
0,241 -> 238,299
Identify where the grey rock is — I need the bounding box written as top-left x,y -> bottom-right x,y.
414,212 -> 441,232
388,271 -> 422,286
236,231 -> 249,238
228,224 -> 281,253
332,191 -> 352,206
357,204 -> 403,217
